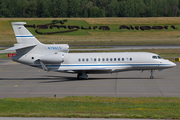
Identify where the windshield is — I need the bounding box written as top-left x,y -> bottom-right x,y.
158,56 -> 162,59
152,56 -> 163,59
152,56 -> 157,59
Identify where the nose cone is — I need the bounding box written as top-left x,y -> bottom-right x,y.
159,59 -> 176,69
170,62 -> 176,67
165,60 -> 176,68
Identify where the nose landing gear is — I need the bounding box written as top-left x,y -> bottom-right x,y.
150,70 -> 155,79
150,76 -> 154,79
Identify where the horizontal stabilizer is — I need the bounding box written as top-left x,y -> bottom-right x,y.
5,44 -> 36,51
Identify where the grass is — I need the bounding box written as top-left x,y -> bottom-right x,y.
0,96 -> 180,119
0,53 -> 9,59
1,17 -> 180,46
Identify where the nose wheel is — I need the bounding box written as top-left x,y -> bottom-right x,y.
150,76 -> 154,79
150,70 -> 155,79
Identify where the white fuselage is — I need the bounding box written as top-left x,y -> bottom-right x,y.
50,52 -> 176,73
13,52 -> 176,74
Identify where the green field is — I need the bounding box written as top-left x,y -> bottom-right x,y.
0,96 -> 180,119
1,17 -> 180,46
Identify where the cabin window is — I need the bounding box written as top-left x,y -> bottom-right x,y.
78,58 -> 81,62
152,56 -> 157,59
86,58 -> 88,61
122,58 -> 124,61
82,58 -> 85,61
110,58 -> 113,61
118,58 -> 120,61
94,58 -> 96,61
114,58 -> 116,61
130,58 -> 132,61
32,57 -> 34,60
106,58 -> 109,61
98,58 -> 101,61
102,58 -> 105,61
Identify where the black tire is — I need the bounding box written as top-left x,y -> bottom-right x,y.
77,73 -> 82,80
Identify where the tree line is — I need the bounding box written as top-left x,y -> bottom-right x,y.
0,0 -> 180,18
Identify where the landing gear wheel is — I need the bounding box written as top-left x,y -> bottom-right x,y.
150,70 -> 155,79
77,72 -> 88,80
77,73 -> 82,80
150,76 -> 154,79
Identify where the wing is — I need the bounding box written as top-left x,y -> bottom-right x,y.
55,67 -> 131,74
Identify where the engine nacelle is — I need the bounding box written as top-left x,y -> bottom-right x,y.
40,53 -> 64,64
46,44 -> 69,53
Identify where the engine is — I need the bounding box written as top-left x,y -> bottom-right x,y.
46,44 -> 69,53
40,53 -> 64,64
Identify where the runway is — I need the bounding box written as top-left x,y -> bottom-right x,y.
0,59 -> 180,98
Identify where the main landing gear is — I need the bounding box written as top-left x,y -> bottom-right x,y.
77,72 -> 88,80
150,70 -> 155,79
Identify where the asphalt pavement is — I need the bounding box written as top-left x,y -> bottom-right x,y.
0,59 -> 179,98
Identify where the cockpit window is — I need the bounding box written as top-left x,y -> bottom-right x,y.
152,56 -> 157,59
152,56 -> 163,59
158,56 -> 162,59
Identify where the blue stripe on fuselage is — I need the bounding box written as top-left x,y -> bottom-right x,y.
34,64 -> 171,68
16,36 -> 34,37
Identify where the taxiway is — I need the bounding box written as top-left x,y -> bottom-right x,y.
0,59 -> 180,98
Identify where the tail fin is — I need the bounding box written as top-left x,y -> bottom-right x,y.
6,22 -> 69,53
6,22 -> 41,50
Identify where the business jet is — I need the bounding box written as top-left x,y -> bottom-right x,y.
6,22 -> 176,79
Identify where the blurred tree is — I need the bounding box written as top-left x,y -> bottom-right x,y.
107,0 -> 119,17
0,0 -> 179,17
26,0 -> 37,17
88,6 -> 105,17
67,0 -> 81,17
0,0 -> 10,17
42,0 -> 52,17
52,0 -> 67,17
80,0 -> 88,17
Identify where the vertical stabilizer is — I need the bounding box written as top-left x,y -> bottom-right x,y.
11,22 -> 41,45
6,22 -> 69,54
